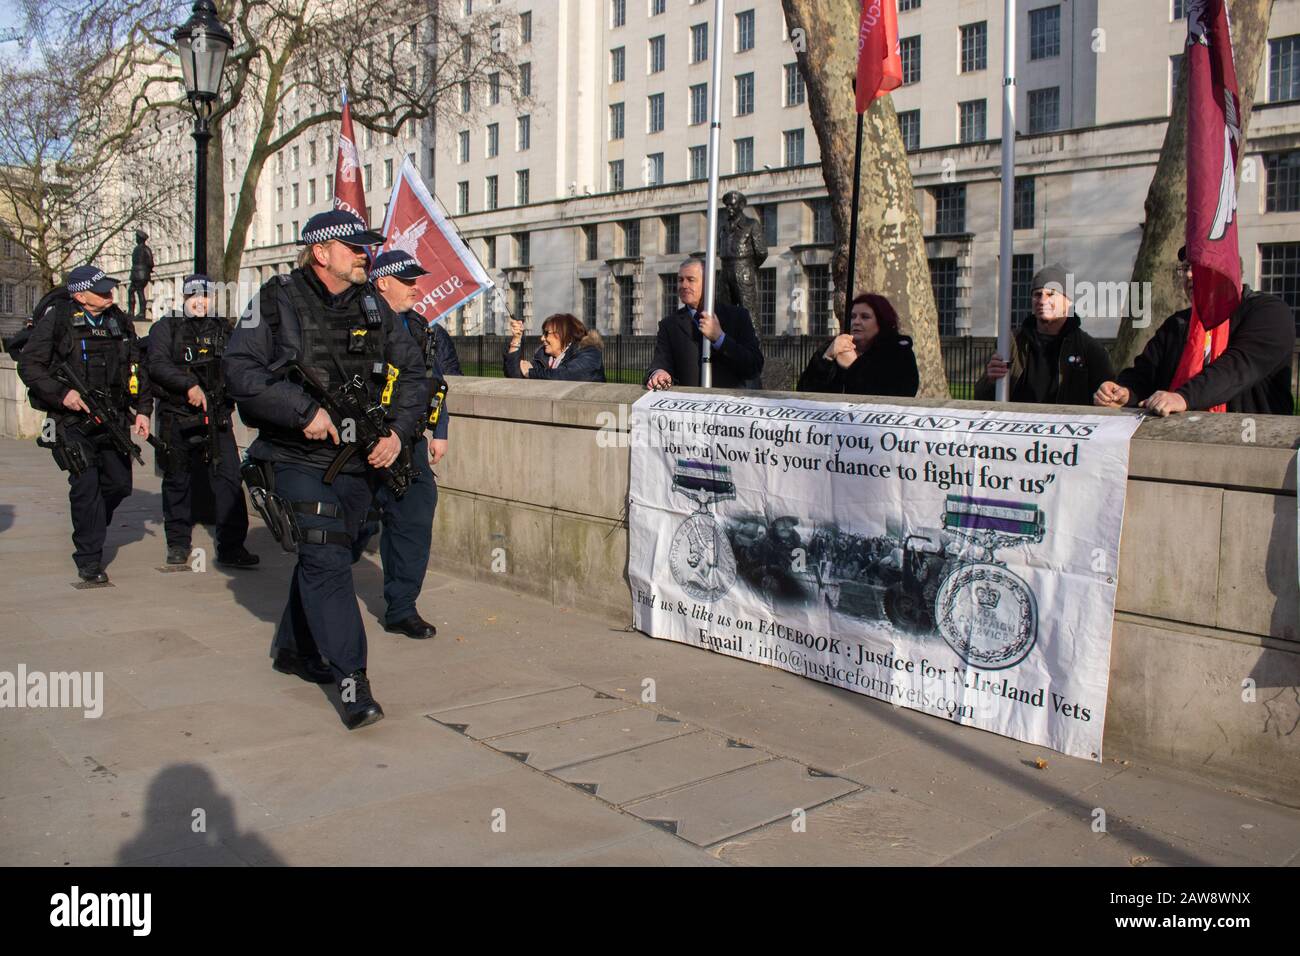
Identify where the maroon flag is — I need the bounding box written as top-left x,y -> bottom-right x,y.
333,87 -> 368,224
855,0 -> 902,113
1174,0 -> 1241,411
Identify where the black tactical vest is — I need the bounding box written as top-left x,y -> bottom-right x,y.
66,305 -> 131,401
278,271 -> 388,398
169,312 -> 227,388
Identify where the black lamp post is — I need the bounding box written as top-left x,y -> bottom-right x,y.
174,0 -> 232,276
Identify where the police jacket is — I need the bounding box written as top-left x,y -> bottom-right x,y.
504,330 -> 607,382
797,329 -> 920,397
646,304 -> 764,389
16,297 -> 153,422
147,310 -> 235,416
1116,287 -> 1295,415
223,266 -> 427,472
974,313 -> 1114,406
399,312 -> 461,441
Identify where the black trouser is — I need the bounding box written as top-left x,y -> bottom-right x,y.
374,436 -> 437,625
61,425 -> 133,571
127,283 -> 147,320
270,462 -> 374,679
159,412 -> 248,555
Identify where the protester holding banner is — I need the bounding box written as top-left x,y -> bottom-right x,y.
504,313 -> 606,382
796,292 -> 918,398
975,263 -> 1114,406
645,258 -> 764,390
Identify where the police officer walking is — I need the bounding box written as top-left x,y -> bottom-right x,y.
147,274 -> 258,569
224,211 -> 427,730
16,265 -> 153,584
365,250 -> 461,639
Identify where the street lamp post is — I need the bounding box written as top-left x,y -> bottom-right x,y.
174,0 -> 232,277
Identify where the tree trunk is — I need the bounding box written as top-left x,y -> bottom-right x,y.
205,127 -> 226,281
1111,0 -> 1274,371
782,0 -> 948,399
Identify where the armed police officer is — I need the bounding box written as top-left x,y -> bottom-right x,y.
16,265 -> 153,584
224,212 -> 428,730
365,250 -> 461,640
147,273 -> 258,569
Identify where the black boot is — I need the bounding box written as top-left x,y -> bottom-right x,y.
384,614 -> 437,640
166,546 -> 190,566
216,546 -> 260,569
77,564 -> 109,585
339,670 -> 385,730
272,649 -> 334,684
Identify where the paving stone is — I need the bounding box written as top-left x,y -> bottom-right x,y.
557,832 -> 724,867
483,706 -> 694,771
428,684 -> 630,740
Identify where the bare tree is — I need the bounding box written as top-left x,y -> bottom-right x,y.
782,0 -> 948,399
1111,0 -> 1275,371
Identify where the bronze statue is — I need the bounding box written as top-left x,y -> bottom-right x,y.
717,191 -> 767,316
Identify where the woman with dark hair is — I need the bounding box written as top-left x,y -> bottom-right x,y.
797,292 -> 919,397
504,312 -> 606,382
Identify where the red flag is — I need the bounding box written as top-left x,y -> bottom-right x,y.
380,157 -> 493,323
855,0 -> 902,113
1174,0 -> 1241,412
333,87 -> 368,224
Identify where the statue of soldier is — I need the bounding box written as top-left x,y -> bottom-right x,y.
128,231 -> 154,321
718,191 -> 767,317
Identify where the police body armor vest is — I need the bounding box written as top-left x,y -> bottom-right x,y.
168,313 -> 227,395
66,305 -> 131,404
278,272 -> 387,401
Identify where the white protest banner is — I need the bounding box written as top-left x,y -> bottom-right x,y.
627,394 -> 1143,760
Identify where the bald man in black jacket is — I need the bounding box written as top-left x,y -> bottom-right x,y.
645,259 -> 763,390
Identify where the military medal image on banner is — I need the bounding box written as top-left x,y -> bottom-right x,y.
668,459 -> 738,603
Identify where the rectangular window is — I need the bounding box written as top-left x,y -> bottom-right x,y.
384,158 -> 393,188
1266,152 -> 1300,212
646,152 -> 664,186
758,203 -> 777,247
652,0 -> 666,15
622,219 -> 641,257
291,182 -> 299,207
811,198 -> 833,244
735,73 -> 755,115
460,82 -> 471,112
516,169 -> 530,205
520,11 -> 532,42
518,115 -> 531,150
1269,36 -> 1300,103
610,103 -> 625,140
489,72 -> 501,105
648,93 -> 665,133
734,137 -> 754,173
458,130 -> 470,163
1029,5 -> 1061,61
898,109 -> 920,151
275,187 -> 283,211
691,22 -> 709,63
1011,254 -> 1035,318
900,35 -> 920,84
1258,243 -> 1300,333
617,275 -> 635,334
784,128 -> 805,167
689,83 -> 708,125
308,180 -> 317,204
582,277 -> 598,327
520,62 -> 532,97
736,10 -> 755,53
958,99 -> 986,143
487,122 -> 500,157
661,273 -> 678,319
611,46 -> 626,83
758,267 -> 776,335
612,0 -> 626,28
960,21 -> 987,73
663,214 -> 680,255
1014,176 -> 1036,229
932,183 -> 966,234
928,257 -> 958,335
516,232 -> 531,266
650,35 -> 666,73
486,174 -> 499,209
291,145 -> 300,170
899,0 -> 920,10
609,159 -> 625,191
486,236 -> 497,269
276,223 -> 284,244
689,145 -> 708,180
584,224 -> 598,260
1027,86 -> 1061,133
1173,0 -> 1187,18
784,63 -> 806,106
807,265 -> 832,335
326,173 -> 334,195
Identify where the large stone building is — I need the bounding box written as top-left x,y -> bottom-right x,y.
121,0 -> 1300,340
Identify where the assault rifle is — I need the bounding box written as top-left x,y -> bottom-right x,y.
287,359 -> 413,499
55,360 -> 145,465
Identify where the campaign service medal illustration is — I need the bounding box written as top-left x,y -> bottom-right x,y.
669,459 -> 738,603
934,495 -> 1044,669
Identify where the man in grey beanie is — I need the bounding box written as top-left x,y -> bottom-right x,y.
975,263 -> 1114,406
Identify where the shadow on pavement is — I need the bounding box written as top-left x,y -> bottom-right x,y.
102,489 -> 165,568
0,504 -> 12,535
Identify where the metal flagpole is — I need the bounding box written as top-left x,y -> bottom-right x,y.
996,0 -> 1018,403
700,0 -> 727,388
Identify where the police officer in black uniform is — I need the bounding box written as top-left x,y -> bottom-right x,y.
16,264 -> 154,584
147,274 -> 258,568
224,211 -> 427,730
365,250 -> 461,639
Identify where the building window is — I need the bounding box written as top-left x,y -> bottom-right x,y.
898,109 -> 920,151
1173,0 -> 1187,18
612,0 -> 626,28
899,0 -> 920,10
734,137 -> 754,173
758,203 -> 778,247
486,236 -> 497,269
652,0 -> 666,15
460,82 -> 471,112
1258,242 -> 1300,332
582,277 -> 598,326
1029,5 -> 1061,61
807,265 -> 832,335
811,198 -> 833,243
929,257 -> 958,335
689,145 -> 708,180
648,93 -> 665,133
646,152 -> 665,186
609,159 -> 625,191
487,72 -> 502,106
610,102 -> 625,140
486,175 -> 499,210
784,63 -> 806,106
900,35 -> 920,85
757,267 -> 776,334
520,62 -> 532,97
1027,86 -> 1060,133
650,35 -> 666,73
1011,254 -> 1035,318
308,179 -> 317,204
326,173 -> 334,195
487,123 -> 500,158
661,273 -> 678,319
584,224 -> 598,260
275,223 -> 283,244
275,187 -> 283,211
735,73 -> 754,116
516,169 -> 530,205
518,115 -> 531,150
663,214 -> 680,254
622,219 -> 641,257
958,99 -> 986,143
458,130 -> 470,163
291,182 -> 299,207
691,22 -> 709,63
960,21 -> 987,73
520,11 -> 532,42
736,10 -> 755,53
1014,176 -> 1035,229
932,183 -> 966,234
1266,152 -> 1300,212
516,232 -> 530,266
611,46 -> 626,83
616,275 -> 636,334
784,129 -> 805,167
1170,53 -> 1186,112
1269,36 -> 1300,103
509,281 -> 525,321
689,83 -> 709,125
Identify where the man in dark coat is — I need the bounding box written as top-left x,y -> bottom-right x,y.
975,263 -> 1114,406
645,258 -> 763,389
1094,248 -> 1295,416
